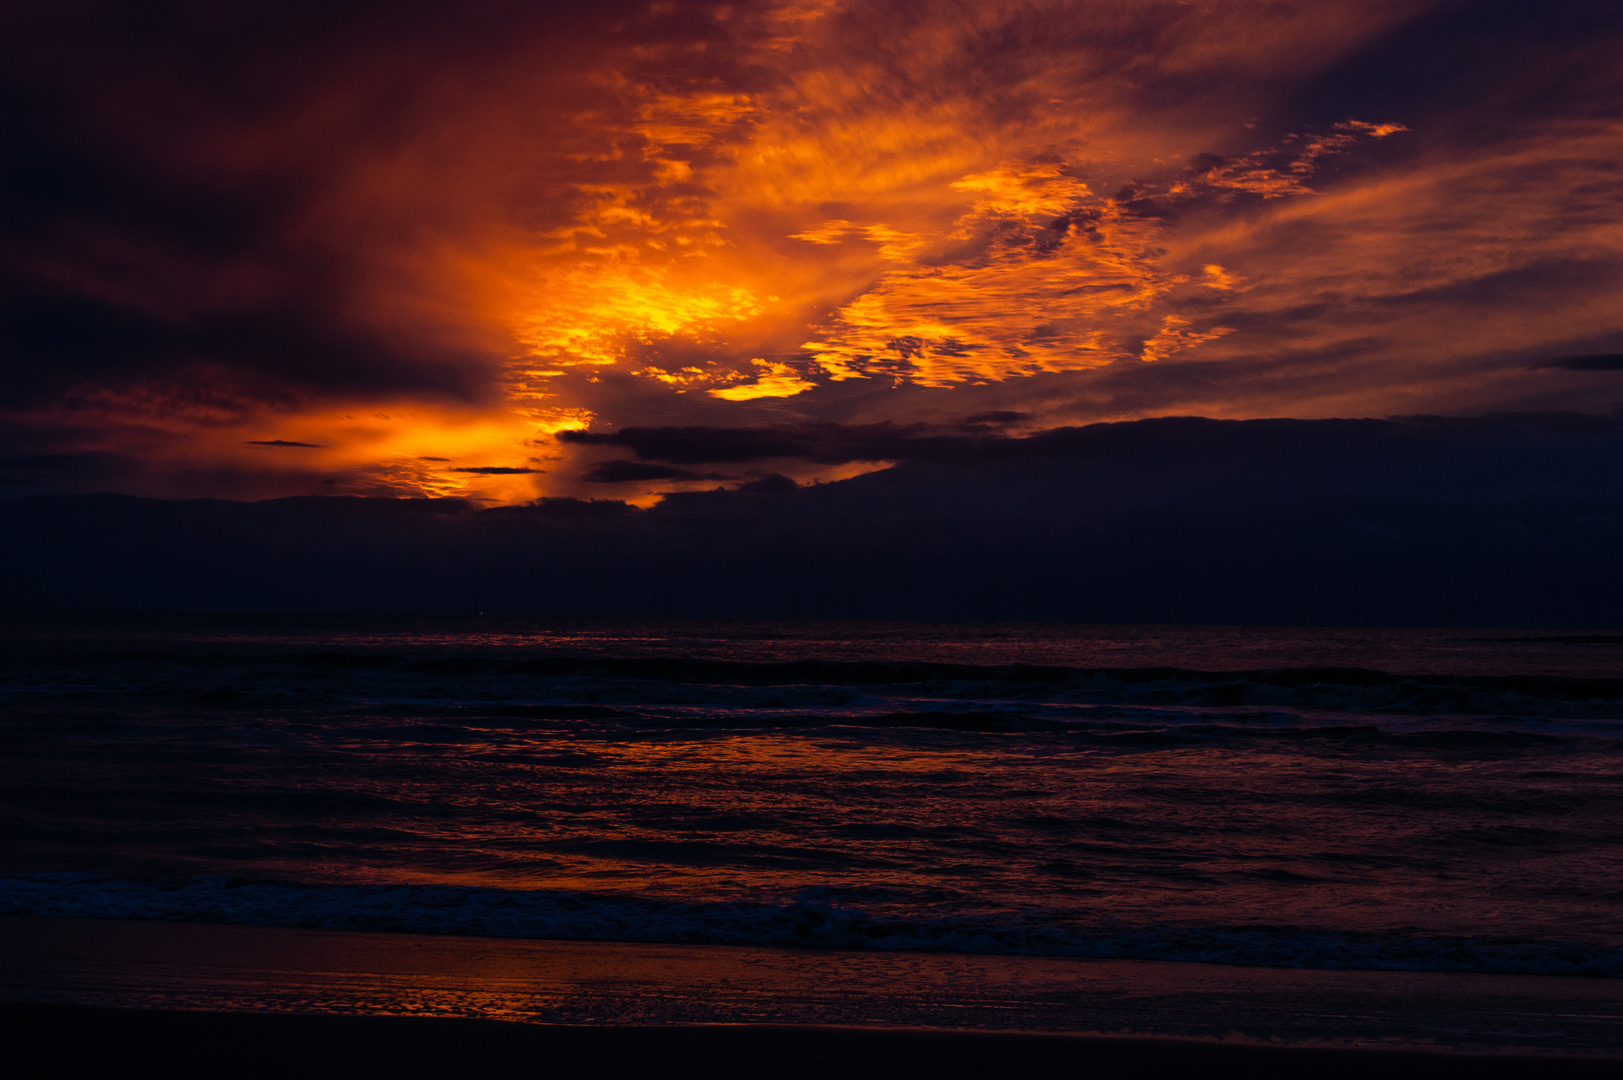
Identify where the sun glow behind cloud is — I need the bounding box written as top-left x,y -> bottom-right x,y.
6,0 -> 1622,502
186,404 -> 590,501
485,1 -> 1416,408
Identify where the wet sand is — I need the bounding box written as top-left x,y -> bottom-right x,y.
6,1002 -> 1622,1080
3,915 -> 1621,1075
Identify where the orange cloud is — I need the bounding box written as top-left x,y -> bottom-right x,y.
11,1 -> 1622,503
469,0 -> 1418,420
709,360 -> 818,400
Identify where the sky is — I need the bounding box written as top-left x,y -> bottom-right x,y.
3,0 -> 1621,506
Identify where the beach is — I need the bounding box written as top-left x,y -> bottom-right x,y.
4,914 -> 1621,1076
11,1003 -> 1623,1079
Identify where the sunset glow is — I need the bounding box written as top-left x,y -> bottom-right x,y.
4,1 -> 1621,501
9,9 -> 1623,1049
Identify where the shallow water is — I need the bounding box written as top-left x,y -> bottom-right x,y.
3,614 -> 1621,975
10,916 -> 1623,1054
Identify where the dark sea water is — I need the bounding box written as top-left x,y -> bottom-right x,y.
3,613 -> 1622,977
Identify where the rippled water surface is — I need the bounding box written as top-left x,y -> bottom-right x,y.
3,613 -> 1621,976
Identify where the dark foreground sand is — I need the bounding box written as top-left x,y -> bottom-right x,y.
5,1001 -> 1621,1080
4,916 -> 1621,1077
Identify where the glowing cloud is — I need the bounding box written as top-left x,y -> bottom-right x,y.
481,1 -> 1414,405
5,1 -> 1621,503
709,360 -> 819,400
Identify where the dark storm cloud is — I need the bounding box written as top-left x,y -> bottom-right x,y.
582,460 -> 694,484
12,413 -> 1623,627
0,0 -> 632,412
0,454 -> 80,470
0,39 -> 487,407
0,277 -> 489,408
568,414 -> 1532,469
1538,355 -> 1623,372
559,423 -> 1003,465
562,427 -> 815,464
1285,0 -> 1623,134
451,466 -> 541,475
958,412 -> 1030,428
246,440 -> 324,448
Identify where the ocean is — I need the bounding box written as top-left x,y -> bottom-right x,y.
3,613 -> 1621,980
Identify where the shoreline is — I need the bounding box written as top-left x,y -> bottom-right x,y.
4,915 -> 1623,1062
5,1002 -> 1621,1079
